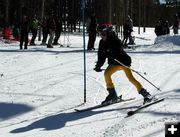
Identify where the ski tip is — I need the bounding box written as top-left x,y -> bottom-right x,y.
127,111 -> 135,116
74,109 -> 80,112
74,109 -> 85,112
153,97 -> 165,103
125,111 -> 135,118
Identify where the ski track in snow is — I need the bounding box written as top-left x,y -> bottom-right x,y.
102,90 -> 180,137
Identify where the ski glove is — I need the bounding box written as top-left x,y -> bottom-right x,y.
94,67 -> 102,72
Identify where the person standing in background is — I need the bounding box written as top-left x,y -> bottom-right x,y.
126,15 -> 134,45
41,16 -> 48,45
87,12 -> 97,50
29,15 -> 39,45
13,23 -> 20,41
53,16 -> 62,46
172,14 -> 179,35
122,21 -> 132,48
47,13 -> 56,48
19,15 -> 29,50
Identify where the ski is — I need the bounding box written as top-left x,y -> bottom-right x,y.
75,97 -> 135,112
126,98 -> 164,117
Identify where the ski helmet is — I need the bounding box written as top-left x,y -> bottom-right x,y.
97,24 -> 113,32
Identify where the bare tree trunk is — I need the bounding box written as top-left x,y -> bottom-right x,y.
38,0 -> 45,41
143,0 -> 146,32
5,0 -> 9,24
129,0 -> 133,18
109,0 -> 112,23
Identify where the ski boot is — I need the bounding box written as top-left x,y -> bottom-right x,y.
101,88 -> 118,105
139,88 -> 156,104
24,46 -> 27,49
47,44 -> 53,48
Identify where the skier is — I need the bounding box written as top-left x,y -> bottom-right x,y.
94,24 -> 155,105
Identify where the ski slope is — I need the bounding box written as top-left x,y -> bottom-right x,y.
0,28 -> 180,137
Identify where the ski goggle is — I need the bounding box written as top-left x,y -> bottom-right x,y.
99,31 -> 107,37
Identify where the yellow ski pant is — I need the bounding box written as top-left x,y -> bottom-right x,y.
104,65 -> 143,92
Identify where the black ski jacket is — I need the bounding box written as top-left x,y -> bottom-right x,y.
96,32 -> 131,68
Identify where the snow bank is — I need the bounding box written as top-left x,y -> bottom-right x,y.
154,35 -> 180,46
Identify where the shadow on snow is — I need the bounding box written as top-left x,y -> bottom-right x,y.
0,47 -> 180,55
9,89 -> 180,133
0,102 -> 34,120
10,105 -> 138,133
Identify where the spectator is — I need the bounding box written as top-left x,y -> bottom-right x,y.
19,15 -> 29,50
4,24 -> 11,40
172,14 -> 179,35
162,20 -> 170,35
41,16 -> 48,45
126,15 -> 135,45
155,19 -> 163,36
155,19 -> 170,36
53,16 -> 62,45
122,20 -> 132,48
47,13 -> 56,48
87,12 -> 97,50
0,27 -> 2,37
13,23 -> 20,41
29,15 -> 39,45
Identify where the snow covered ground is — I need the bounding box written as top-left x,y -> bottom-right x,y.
0,27 -> 180,137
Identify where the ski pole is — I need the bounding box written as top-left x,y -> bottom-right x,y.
114,59 -> 161,91
114,59 -> 147,75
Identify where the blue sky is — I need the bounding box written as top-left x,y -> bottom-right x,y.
160,0 -> 180,4
160,0 -> 166,4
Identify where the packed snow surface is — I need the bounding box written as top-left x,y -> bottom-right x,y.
0,28 -> 180,137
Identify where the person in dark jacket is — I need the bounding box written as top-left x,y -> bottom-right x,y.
94,24 -> 154,105
19,15 -> 29,49
53,16 -> 62,45
13,23 -> 20,41
162,20 -> 170,35
122,15 -> 135,48
87,13 -> 97,50
126,15 -> 135,45
155,19 -> 170,36
172,14 -> 179,35
122,22 -> 132,48
29,15 -> 39,45
47,13 -> 56,48
41,16 -> 48,45
155,20 -> 163,36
